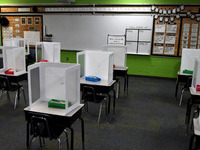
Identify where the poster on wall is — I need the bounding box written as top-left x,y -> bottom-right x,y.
153,45 -> 164,54
2,27 -> 13,39
164,44 -> 175,55
155,23 -> 165,33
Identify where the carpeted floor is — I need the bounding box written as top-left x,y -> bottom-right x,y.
0,75 -> 192,150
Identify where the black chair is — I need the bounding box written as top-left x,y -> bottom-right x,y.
0,76 -> 26,109
179,76 -> 192,106
189,108 -> 200,150
29,114 -> 69,150
82,86 -> 108,124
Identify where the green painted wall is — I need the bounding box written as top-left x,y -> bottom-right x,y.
61,50 -> 181,78
0,0 -> 199,4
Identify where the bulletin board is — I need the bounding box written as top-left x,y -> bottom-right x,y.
152,18 -> 181,56
179,18 -> 200,56
1,16 -> 42,45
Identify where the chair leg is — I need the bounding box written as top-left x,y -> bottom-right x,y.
6,91 -> 11,102
28,136 -> 37,150
21,87 -> 26,105
57,138 -> 61,150
116,79 -> 120,98
14,91 -> 18,109
189,134 -> 195,150
98,103 -> 103,124
179,88 -> 185,107
64,129 -> 70,150
105,99 -> 108,116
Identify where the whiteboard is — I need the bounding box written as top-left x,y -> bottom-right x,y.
43,14 -> 153,51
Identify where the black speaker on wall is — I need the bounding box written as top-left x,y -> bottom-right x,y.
32,6 -> 38,12
0,17 -> 9,26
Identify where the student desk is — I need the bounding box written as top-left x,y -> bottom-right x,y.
113,67 -> 128,96
185,87 -> 200,134
80,78 -> 116,114
24,103 -> 84,150
0,71 -> 27,102
175,71 -> 192,98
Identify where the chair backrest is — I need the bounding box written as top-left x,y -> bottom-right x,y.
30,114 -> 54,140
0,76 -> 11,91
82,86 -> 97,103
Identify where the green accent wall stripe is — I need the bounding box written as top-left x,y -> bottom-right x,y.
0,0 -> 199,4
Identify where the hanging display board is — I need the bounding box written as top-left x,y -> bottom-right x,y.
125,28 -> 152,55
152,18 -> 181,56
1,16 -> 42,45
179,18 -> 200,56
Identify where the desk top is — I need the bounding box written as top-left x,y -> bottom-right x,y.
0,70 -> 27,77
80,77 -> 116,86
177,71 -> 193,76
114,67 -> 128,71
190,87 -> 200,96
24,101 -> 84,117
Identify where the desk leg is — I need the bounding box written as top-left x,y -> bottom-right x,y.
124,76 -> 126,96
107,94 -> 111,114
185,98 -> 192,124
126,75 -> 129,96
69,127 -> 74,150
175,79 -> 179,98
26,122 -> 30,148
112,90 -> 116,115
79,118 -> 85,150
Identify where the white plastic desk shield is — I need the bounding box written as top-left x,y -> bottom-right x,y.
180,48 -> 200,73
3,38 -> 30,55
104,45 -> 127,68
35,42 -> 60,63
77,51 -> 114,85
191,57 -> 200,92
28,62 -> 80,115
0,46 -> 26,75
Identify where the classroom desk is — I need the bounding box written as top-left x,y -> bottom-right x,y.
175,71 -> 192,98
113,67 -> 129,96
80,78 -> 116,114
24,102 -> 84,150
0,71 -> 27,106
185,87 -> 200,134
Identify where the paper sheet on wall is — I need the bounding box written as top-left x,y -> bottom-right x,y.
155,24 -> 165,32
108,35 -> 125,46
164,45 -> 175,55
166,24 -> 177,33
153,46 -> 163,54
165,36 -> 176,44
154,35 -> 164,43
126,42 -> 137,54
138,42 -> 150,54
24,31 -> 40,45
126,30 -> 138,41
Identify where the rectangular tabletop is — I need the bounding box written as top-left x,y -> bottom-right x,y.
24,101 -> 84,117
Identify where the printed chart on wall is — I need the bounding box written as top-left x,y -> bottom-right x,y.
125,23 -> 153,55
152,18 -> 180,56
179,18 -> 200,56
1,16 -> 42,45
